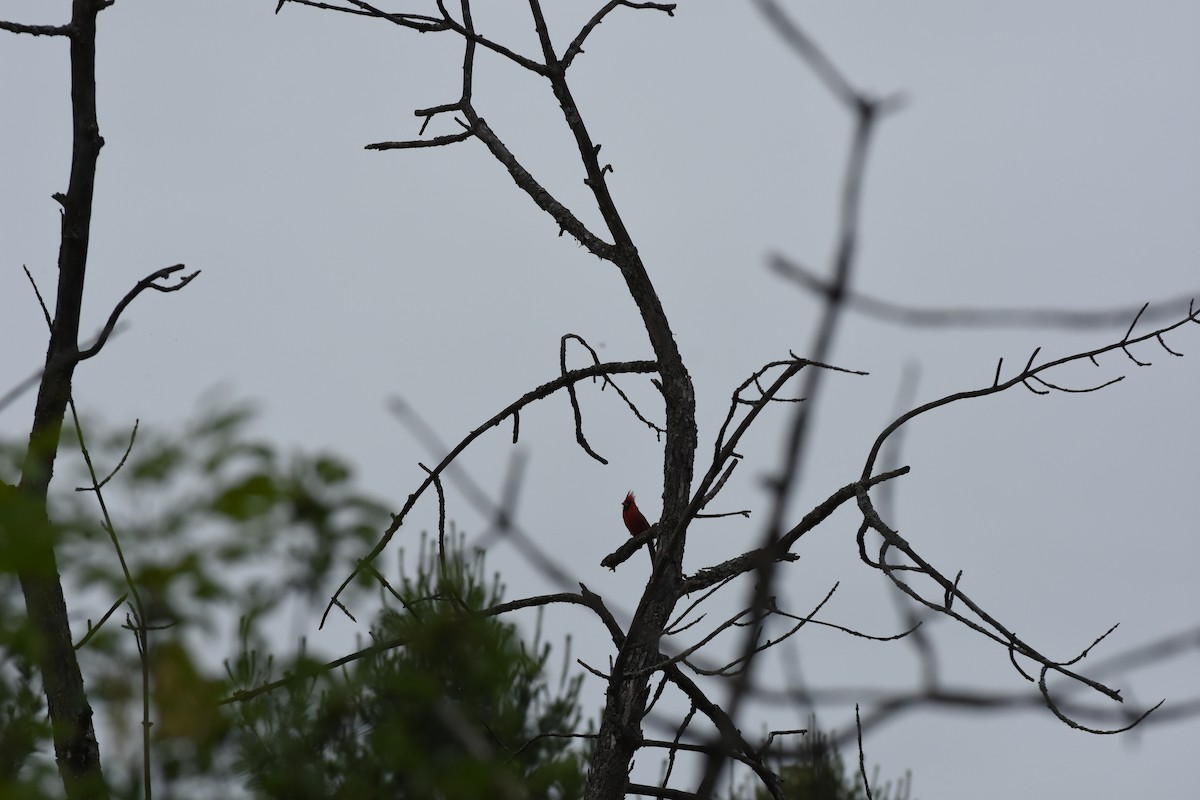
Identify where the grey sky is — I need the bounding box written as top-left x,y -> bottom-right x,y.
3,2 -> 1198,797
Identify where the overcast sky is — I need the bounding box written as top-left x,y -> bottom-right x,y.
3,2 -> 1199,797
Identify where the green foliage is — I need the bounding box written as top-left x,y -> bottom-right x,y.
53,401 -> 391,623
1,403 -> 588,797
229,535 -> 588,799
0,650 -> 52,793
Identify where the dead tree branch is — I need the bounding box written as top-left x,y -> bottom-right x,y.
772,254 -> 1200,330
76,265 -> 199,361
321,359 -> 656,627
848,304 -> 1200,732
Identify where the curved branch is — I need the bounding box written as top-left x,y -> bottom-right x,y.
1039,666 -> 1162,735
561,1 -> 677,69
856,487 -> 1127,703
75,264 -> 199,361
772,255 -> 1200,331
862,302 -> 1200,479
561,333 -> 662,464
320,359 -> 656,627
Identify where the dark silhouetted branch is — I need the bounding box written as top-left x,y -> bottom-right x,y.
76,264 -> 199,361
320,359 -> 655,627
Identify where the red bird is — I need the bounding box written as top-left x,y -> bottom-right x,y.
621,491 -> 656,562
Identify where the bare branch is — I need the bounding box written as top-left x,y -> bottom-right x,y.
76,265 -> 199,361
391,400 -> 578,590
680,467 -> 908,595
661,703 -> 698,788
1086,626 -> 1200,680
426,0 -> 546,71
863,303 -> 1200,478
562,333 -> 665,454
24,264 -> 54,327
1039,666 -> 1162,735
855,705 -> 873,800
562,1 -> 677,69
560,333 -> 660,464
74,420 -> 138,492
0,19 -> 71,36
752,0 -> 862,109
466,115 -> 615,256
689,358 -> 866,527
663,664 -> 785,800
601,524 -> 661,570
73,593 -> 127,650
857,490 -> 1108,688
772,255 -> 1200,330
653,604 -> 763,678
366,129 -> 473,150
320,360 -> 655,627
0,370 -> 43,416
277,0 -> 445,30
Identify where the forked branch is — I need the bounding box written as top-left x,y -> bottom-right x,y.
852,302 -> 1199,731
863,301 -> 1200,476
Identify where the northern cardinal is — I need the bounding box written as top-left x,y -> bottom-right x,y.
621,491 -> 657,562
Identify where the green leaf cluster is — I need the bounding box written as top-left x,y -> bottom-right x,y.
230,535 -> 588,800
0,403 -> 589,798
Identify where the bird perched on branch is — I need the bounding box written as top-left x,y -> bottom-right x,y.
621,491 -> 657,563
